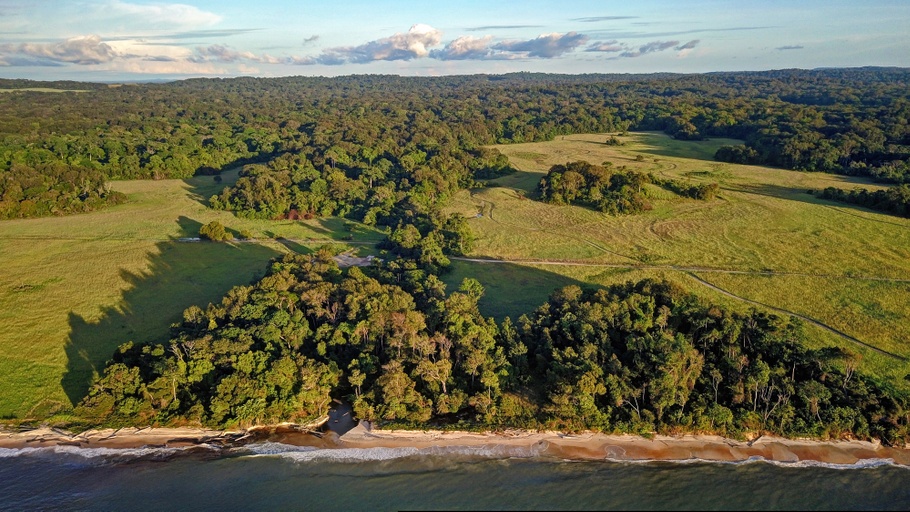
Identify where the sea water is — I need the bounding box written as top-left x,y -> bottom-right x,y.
1,443 -> 909,511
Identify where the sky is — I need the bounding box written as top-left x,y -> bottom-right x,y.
0,0 -> 907,81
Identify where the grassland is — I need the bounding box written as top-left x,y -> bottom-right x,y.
445,132 -> 910,388
0,169 -> 382,420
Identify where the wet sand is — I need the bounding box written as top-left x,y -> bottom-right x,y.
2,423 -> 908,466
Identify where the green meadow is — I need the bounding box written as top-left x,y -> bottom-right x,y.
0,169 -> 382,420
445,132 -> 910,388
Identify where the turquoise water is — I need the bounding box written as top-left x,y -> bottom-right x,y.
2,443 -> 909,510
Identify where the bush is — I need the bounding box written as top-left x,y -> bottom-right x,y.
199,221 -> 232,241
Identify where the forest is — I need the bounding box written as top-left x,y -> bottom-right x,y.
2,68 -> 910,221
75,251 -> 910,445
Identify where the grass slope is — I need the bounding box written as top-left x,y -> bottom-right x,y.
447,132 -> 910,388
0,169 -> 381,420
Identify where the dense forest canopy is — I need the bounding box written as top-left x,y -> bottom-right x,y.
77,252 -> 910,445
2,68 -> 910,220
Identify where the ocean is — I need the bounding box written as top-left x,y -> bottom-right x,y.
2,443 -> 908,511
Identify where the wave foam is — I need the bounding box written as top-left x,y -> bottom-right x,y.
0,444 -> 214,460
240,442 -> 545,463
602,454 -> 908,470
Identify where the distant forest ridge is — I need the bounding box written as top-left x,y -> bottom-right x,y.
1,67 -> 909,219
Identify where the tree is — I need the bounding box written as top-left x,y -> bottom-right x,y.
199,220 -> 232,241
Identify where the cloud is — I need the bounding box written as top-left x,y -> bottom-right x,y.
191,44 -> 281,64
776,45 -> 804,51
571,16 -> 639,22
676,39 -> 700,50
492,32 -> 589,58
292,24 -> 443,65
586,26 -> 772,40
430,35 -> 502,60
149,29 -> 261,40
0,56 -> 65,67
105,1 -> 222,29
7,35 -> 118,65
465,25 -> 543,32
303,35 -> 320,44
585,40 -> 624,52
143,55 -> 178,62
620,40 -> 679,58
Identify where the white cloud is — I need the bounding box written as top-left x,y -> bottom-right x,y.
11,35 -> 118,65
103,1 -> 222,29
191,44 -> 281,64
430,35 -> 497,60
293,24 -> 443,65
493,32 -> 589,58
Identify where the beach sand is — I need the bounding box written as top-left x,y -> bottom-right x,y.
2,423 -> 908,466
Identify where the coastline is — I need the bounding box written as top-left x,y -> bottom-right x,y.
2,423 -> 909,466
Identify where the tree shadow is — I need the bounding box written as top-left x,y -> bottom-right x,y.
181,167 -> 242,207
442,260 -> 596,322
628,132 -> 743,162
274,237 -> 312,254
729,182 -> 910,226
61,217 -> 283,407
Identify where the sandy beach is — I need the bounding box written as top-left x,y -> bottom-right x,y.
2,423 -> 908,466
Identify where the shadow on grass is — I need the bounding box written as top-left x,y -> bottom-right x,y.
728,182 -> 909,225
628,132 -> 743,162
61,217 -> 283,408
441,259 -> 595,322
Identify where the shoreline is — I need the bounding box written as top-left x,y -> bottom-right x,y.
2,424 -> 909,466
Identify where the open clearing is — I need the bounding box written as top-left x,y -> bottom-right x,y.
0,169 -> 381,420
445,132 -> 910,388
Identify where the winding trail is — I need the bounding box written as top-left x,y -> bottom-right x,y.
452,257 -> 910,284
469,190 -> 639,263
684,273 -> 907,361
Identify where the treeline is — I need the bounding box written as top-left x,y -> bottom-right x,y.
536,160 -> 717,214
77,251 -> 910,445
3,68 -> 910,219
0,161 -> 125,218
817,184 -> 910,218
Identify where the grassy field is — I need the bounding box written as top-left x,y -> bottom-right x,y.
446,132 -> 910,388
0,169 -> 382,420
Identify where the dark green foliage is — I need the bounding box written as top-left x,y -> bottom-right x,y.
537,161 -> 652,214
818,184 -> 910,218
199,221 -> 233,241
0,162 -> 125,219
469,148 -> 517,180
5,68 -> 910,219
537,161 -> 717,214
78,252 -> 910,445
650,176 -> 720,200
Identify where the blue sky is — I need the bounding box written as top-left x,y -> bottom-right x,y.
0,0 -> 907,81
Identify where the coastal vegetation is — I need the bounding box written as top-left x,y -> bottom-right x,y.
75,251 -> 910,445
0,70 -> 908,446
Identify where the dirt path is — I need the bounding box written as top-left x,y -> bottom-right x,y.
685,272 -> 907,361
452,257 -> 910,284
